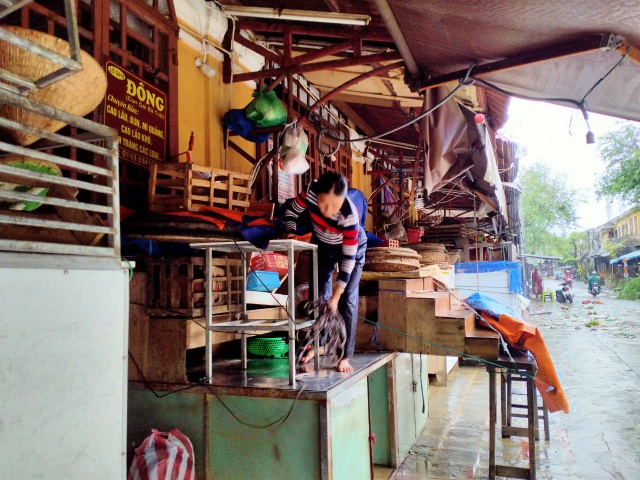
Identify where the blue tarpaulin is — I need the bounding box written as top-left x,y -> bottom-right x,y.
455,261 -> 525,295
610,249 -> 640,264
464,292 -> 520,319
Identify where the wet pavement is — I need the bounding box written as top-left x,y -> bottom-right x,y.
391,280 -> 640,479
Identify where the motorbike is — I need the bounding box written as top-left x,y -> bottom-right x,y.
590,283 -> 601,298
557,281 -> 574,303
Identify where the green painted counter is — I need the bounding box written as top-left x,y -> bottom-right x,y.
128,352 -> 428,479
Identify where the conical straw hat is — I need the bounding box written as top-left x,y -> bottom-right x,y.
0,26 -> 107,146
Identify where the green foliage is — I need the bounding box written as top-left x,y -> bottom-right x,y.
520,163 -> 581,255
597,124 -> 640,203
557,231 -> 589,261
607,236 -> 637,258
618,277 -> 640,300
585,319 -> 600,328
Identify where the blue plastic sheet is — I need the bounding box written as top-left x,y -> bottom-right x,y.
455,261 -> 524,295
222,109 -> 272,143
464,292 -> 520,319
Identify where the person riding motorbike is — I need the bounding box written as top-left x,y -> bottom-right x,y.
588,270 -> 601,293
564,270 -> 573,287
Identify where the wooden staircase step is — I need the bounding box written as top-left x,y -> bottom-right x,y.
406,290 -> 450,314
465,322 -> 500,360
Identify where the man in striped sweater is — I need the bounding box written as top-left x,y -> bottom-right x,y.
285,171 -> 367,373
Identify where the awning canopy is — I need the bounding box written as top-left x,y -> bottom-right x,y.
385,0 -> 640,122
610,250 -> 640,264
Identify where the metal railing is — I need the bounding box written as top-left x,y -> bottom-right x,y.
0,88 -> 120,257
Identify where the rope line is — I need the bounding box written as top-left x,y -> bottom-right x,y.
358,316 -> 537,381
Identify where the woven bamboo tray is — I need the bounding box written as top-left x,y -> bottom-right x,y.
365,258 -> 421,272
366,247 -> 422,260
406,242 -> 447,252
0,27 -> 107,146
419,251 -> 448,264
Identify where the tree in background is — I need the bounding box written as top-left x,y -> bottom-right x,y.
520,163 -> 580,255
597,124 -> 640,203
558,231 -> 589,265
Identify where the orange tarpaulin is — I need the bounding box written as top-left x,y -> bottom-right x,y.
481,312 -> 569,414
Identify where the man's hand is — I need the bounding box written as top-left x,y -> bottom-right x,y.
284,232 -> 297,239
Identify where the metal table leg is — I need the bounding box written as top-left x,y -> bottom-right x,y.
205,247 -> 213,382
288,242 -> 296,387
312,249 -> 319,370
241,251 -> 247,370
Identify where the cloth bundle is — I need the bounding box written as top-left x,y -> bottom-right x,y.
297,299 -> 346,368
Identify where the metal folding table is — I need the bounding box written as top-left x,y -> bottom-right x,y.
190,239 -> 319,386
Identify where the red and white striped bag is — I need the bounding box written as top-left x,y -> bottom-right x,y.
128,429 -> 197,480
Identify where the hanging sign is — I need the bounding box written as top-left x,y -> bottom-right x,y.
278,165 -> 296,204
103,61 -> 167,167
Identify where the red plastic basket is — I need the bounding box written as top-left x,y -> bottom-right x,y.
250,252 -> 289,277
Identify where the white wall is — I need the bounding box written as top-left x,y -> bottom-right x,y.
0,255 -> 129,479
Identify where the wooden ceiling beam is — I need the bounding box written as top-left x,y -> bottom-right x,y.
231,50 -> 402,83
236,20 -> 393,43
332,100 -> 376,136
233,33 -> 282,64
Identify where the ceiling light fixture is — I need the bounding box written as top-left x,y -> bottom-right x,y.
220,6 -> 370,26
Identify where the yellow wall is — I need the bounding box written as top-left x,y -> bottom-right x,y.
350,159 -> 374,231
176,33 -> 374,213
615,210 -> 640,237
176,40 -> 257,174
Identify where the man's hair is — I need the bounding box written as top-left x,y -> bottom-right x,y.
315,171 -> 347,197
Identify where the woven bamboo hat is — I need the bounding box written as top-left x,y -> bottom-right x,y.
0,26 -> 107,146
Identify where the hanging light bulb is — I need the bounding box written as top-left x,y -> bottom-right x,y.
586,131 -> 596,144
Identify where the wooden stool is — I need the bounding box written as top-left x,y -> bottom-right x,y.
487,355 -> 538,480
503,375 -> 550,442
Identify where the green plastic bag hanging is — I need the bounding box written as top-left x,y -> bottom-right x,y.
244,89 -> 288,128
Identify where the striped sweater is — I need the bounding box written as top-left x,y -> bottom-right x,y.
285,181 -> 360,288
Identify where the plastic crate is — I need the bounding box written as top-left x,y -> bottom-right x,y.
247,337 -> 288,358
250,252 -> 289,277
246,270 -> 281,292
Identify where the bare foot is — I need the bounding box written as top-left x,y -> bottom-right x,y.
336,358 -> 353,373
297,362 -> 315,373
300,345 -> 324,364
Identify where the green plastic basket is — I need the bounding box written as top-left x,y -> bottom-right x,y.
247,337 -> 289,358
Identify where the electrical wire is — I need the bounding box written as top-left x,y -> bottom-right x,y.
358,316 -> 535,380
317,77 -> 468,156
580,50 -> 630,105
128,350 -> 201,398
231,238 -> 295,322
208,382 -> 306,429
129,346 -> 306,428
315,51 -> 629,154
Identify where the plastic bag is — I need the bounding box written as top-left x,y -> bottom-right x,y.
128,429 -> 196,480
244,89 -> 287,128
222,109 -> 271,144
279,125 -> 309,174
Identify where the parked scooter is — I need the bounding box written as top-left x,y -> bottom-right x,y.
590,283 -> 601,298
557,281 -> 574,303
